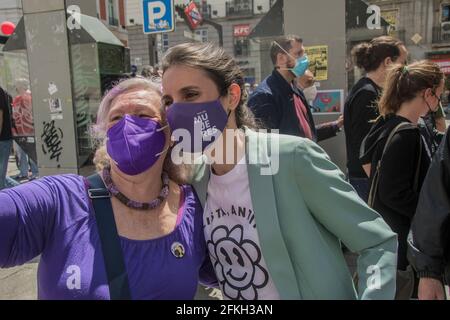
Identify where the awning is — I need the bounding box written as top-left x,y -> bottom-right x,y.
249,0 -> 284,39
2,17 -> 26,51
68,13 -> 123,46
427,50 -> 450,57
3,12 -> 123,52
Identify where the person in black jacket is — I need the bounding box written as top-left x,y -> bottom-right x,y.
0,86 -> 14,190
408,127 -> 450,300
360,61 -> 445,273
344,36 -> 408,202
248,35 -> 340,142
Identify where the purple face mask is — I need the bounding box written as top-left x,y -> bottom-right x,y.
166,99 -> 229,153
106,115 -> 166,175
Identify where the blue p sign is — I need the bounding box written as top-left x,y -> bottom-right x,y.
143,0 -> 175,34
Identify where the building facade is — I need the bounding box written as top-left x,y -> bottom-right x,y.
347,0 -> 450,89
0,1 -> 128,45
95,0 -> 128,46
126,0 -> 274,84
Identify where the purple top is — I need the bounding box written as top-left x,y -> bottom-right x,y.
0,175 -> 215,300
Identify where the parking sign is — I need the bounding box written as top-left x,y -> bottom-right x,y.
143,0 -> 175,34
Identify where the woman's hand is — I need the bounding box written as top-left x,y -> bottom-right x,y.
418,278 -> 446,300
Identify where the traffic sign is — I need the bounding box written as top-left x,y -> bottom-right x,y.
184,1 -> 203,30
142,0 -> 175,34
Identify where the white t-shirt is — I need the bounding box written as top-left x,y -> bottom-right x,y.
203,156 -> 281,300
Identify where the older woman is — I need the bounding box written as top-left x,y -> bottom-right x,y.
0,78 -> 215,300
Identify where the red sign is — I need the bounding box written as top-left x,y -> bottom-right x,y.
0,21 -> 15,36
184,1 -> 203,30
233,24 -> 251,37
432,59 -> 450,75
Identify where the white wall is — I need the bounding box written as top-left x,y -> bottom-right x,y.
254,0 -> 271,14
0,0 -> 23,24
0,0 -> 22,9
285,0 -> 347,172
126,0 -> 144,25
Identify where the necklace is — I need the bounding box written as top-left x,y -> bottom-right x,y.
102,167 -> 170,211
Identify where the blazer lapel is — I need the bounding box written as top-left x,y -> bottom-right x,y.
190,155 -> 210,208
245,129 -> 302,299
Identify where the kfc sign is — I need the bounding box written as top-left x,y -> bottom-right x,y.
184,1 -> 203,30
233,24 -> 251,37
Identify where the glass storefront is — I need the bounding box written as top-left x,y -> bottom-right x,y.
1,18 -> 37,166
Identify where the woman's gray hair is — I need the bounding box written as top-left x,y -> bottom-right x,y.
91,77 -> 162,171
93,77 -> 163,143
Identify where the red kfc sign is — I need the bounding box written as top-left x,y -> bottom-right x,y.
184,1 -> 203,30
233,24 -> 251,37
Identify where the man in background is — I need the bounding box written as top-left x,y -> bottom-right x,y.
248,35 -> 341,142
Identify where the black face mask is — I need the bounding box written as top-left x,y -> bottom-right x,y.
424,91 -> 442,114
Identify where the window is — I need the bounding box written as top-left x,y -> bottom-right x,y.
162,34 -> 169,52
108,0 -> 118,26
195,29 -> 208,43
226,0 -> 253,16
195,1 -> 211,19
443,4 -> 450,22
234,37 -> 250,57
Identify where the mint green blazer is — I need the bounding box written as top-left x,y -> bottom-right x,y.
191,129 -> 397,300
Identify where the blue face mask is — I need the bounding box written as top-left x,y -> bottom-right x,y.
274,41 -> 309,77
291,56 -> 309,78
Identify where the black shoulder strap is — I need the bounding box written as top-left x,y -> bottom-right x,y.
345,84 -> 379,116
368,122 -> 416,207
86,173 -> 131,300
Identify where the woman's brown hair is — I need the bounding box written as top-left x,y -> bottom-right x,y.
352,36 -> 404,72
379,60 -> 444,116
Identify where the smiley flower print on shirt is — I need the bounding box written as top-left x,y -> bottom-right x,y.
207,225 -> 269,300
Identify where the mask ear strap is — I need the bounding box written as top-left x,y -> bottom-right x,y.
156,124 -> 169,132
155,124 -> 170,156
273,41 -> 296,61
155,147 -> 169,157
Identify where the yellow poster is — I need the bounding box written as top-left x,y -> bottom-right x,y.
305,45 -> 328,81
381,10 -> 398,36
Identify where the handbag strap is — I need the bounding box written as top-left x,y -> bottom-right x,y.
368,122 -> 418,207
413,135 -> 423,192
86,173 -> 131,300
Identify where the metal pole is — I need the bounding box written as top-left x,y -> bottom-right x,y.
203,19 -> 223,47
